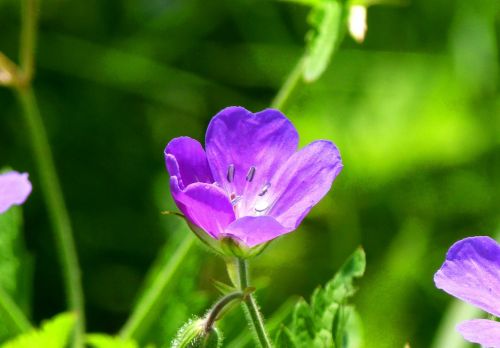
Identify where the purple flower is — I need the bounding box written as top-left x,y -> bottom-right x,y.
164,106 -> 343,249
0,171 -> 32,214
434,236 -> 500,347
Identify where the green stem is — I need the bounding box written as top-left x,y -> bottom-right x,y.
271,57 -> 304,110
0,286 -> 32,335
19,0 -> 37,85
204,291 -> 244,332
16,86 -> 85,348
237,259 -> 273,348
119,233 -> 196,341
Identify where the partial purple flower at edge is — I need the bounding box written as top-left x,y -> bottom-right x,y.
434,236 -> 500,348
164,106 -> 343,248
0,171 -> 32,214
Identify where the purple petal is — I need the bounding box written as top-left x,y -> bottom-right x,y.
434,236 -> 500,317
165,137 -> 213,189
205,107 -> 298,200
262,140 -> 342,229
457,319 -> 500,347
170,178 -> 235,239
0,171 -> 32,214
223,216 -> 289,247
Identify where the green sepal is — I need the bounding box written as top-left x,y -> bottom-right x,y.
212,280 -> 237,295
199,328 -> 222,348
171,318 -> 204,348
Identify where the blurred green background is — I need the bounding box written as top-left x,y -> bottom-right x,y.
0,0 -> 499,346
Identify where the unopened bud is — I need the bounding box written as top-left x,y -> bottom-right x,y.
199,327 -> 222,348
348,5 -> 368,43
171,318 -> 223,348
0,53 -> 18,86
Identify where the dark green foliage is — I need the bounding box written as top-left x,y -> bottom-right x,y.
275,249 -> 365,348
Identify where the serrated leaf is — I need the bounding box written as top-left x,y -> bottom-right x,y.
303,1 -> 344,82
277,249 -> 365,348
324,248 -> 366,304
342,307 -> 363,348
1,312 -> 75,348
275,326 -> 298,348
292,299 -> 315,346
86,333 -> 139,348
313,329 -> 334,348
332,306 -> 362,348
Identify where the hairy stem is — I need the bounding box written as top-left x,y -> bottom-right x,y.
237,259 -> 273,348
119,233 -> 196,341
204,291 -> 244,332
16,86 -> 85,348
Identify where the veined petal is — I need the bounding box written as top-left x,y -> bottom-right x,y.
457,319 -> 500,348
223,216 -> 289,247
434,236 -> 500,317
205,107 -> 298,199
165,137 -> 213,189
262,140 -> 342,229
170,178 -> 235,239
0,171 -> 32,214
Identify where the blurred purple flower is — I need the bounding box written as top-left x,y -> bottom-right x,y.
434,236 -> 500,348
0,171 -> 32,214
164,106 -> 343,248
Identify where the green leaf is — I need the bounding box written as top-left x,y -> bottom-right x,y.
291,299 -> 315,346
312,329 -> 333,348
303,1 -> 344,82
86,334 -> 139,348
276,248 -> 366,348
0,197 -> 32,340
275,326 -> 298,348
324,248 -> 366,304
0,312 -> 76,348
0,206 -> 31,305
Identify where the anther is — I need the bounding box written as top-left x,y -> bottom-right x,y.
254,200 -> 269,212
246,166 -> 256,182
258,183 -> 270,196
231,196 -> 242,205
227,164 -> 235,183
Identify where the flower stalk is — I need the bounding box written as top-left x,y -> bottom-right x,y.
235,259 -> 273,348
9,0 -> 86,347
203,291 -> 245,333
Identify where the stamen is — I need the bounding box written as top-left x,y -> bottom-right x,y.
231,195 -> 242,205
258,183 -> 270,196
227,164 -> 235,182
246,166 -> 256,182
254,200 -> 269,212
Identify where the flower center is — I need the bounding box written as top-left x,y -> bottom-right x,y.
225,164 -> 272,217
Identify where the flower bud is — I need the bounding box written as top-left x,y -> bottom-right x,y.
0,52 -> 18,86
348,5 -> 368,43
172,318 -> 223,348
198,328 -> 222,348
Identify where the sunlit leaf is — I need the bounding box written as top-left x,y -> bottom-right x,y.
303,1 -> 344,82
276,249 -> 365,347
0,313 -> 75,348
86,334 -> 139,348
